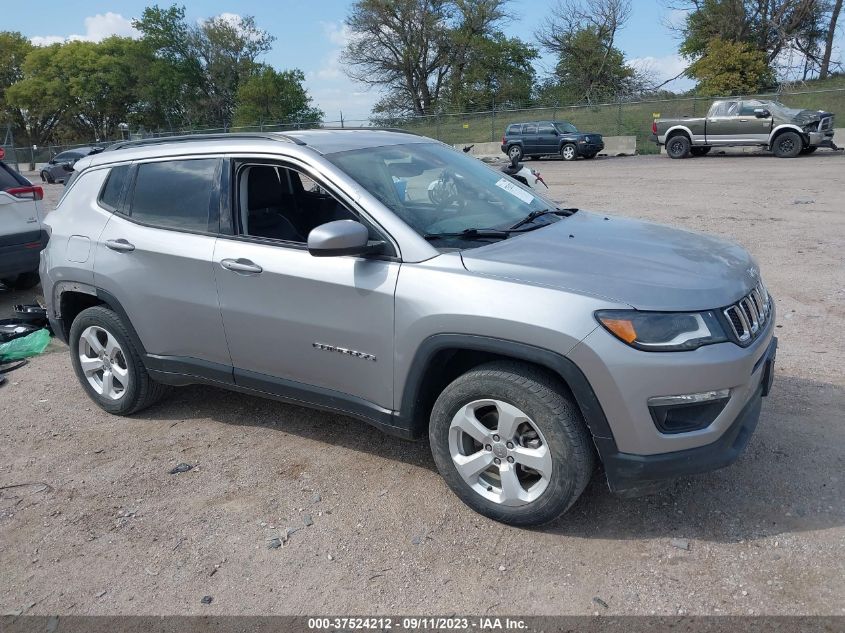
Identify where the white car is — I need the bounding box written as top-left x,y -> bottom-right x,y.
0,152 -> 46,289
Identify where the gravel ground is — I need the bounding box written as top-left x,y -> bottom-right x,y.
1,154 -> 843,616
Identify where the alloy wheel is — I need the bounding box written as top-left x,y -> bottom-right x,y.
78,325 -> 129,400
448,399 -> 553,506
562,146 -> 576,160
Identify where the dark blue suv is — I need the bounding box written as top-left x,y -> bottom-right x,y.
501,121 -> 604,162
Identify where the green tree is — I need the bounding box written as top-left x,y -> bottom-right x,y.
234,66 -> 323,126
0,31 -> 33,119
686,38 -> 775,95
133,4 -> 275,127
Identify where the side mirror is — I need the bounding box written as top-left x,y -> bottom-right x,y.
307,220 -> 383,258
754,108 -> 771,118
61,162 -> 74,172
48,159 -> 56,165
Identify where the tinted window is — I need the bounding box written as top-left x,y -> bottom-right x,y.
524,124 -> 538,134
538,123 -> 555,135
98,164 -> 130,211
129,159 -> 218,232
506,124 -> 521,135
0,162 -> 28,190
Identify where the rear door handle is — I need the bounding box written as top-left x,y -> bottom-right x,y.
105,239 -> 135,252
221,258 -> 263,274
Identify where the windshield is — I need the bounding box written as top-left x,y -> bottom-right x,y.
325,142 -> 560,245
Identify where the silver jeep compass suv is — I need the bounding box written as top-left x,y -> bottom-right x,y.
41,130 -> 777,526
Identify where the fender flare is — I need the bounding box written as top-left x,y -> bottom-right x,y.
768,124 -> 805,147
396,333 -> 617,449
662,125 -> 695,144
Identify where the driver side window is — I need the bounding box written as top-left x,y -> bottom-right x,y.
234,162 -> 359,244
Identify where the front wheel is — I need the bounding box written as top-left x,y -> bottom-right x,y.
507,145 -> 523,161
429,361 -> 595,527
69,306 -> 170,415
772,131 -> 803,158
560,144 -> 577,161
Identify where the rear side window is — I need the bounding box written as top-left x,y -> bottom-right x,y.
129,159 -> 218,232
524,124 -> 538,134
0,162 -> 28,190
506,124 -> 522,135
98,164 -> 130,211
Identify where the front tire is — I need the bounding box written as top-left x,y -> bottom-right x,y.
772,131 -> 803,158
429,361 -> 595,527
560,144 -> 577,161
69,306 -> 169,415
666,134 -> 691,159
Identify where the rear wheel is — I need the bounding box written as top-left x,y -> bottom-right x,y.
666,134 -> 691,159
560,144 -> 577,161
507,145 -> 523,161
69,306 -> 170,415
429,361 -> 595,527
772,131 -> 803,158
690,146 -> 711,157
1,272 -> 40,290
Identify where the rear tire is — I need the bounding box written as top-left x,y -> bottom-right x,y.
560,144 -> 577,161
772,131 -> 803,158
666,134 -> 691,159
507,145 -> 523,161
690,146 -> 711,157
429,361 -> 595,527
1,272 -> 40,290
69,306 -> 170,416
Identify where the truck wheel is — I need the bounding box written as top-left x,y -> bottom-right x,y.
772,131 -> 803,158
429,361 -> 595,527
690,147 -> 711,157
69,306 -> 170,416
801,146 -> 818,155
507,145 -> 523,161
560,144 -> 577,161
666,135 -> 691,159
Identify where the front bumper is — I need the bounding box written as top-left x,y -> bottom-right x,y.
808,131 -> 838,149
599,337 -> 777,493
0,229 -> 47,279
578,140 -> 605,155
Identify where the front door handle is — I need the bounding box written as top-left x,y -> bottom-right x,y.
105,239 -> 135,252
739,119 -> 748,122
221,258 -> 263,274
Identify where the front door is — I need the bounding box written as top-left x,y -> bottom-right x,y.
706,100 -> 765,145
212,160 -> 398,410
521,123 -> 540,155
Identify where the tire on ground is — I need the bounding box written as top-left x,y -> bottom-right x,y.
772,130 -> 803,158
560,143 -> 577,161
69,305 -> 170,416
666,134 -> 691,159
429,360 -> 595,527
507,145 -> 523,161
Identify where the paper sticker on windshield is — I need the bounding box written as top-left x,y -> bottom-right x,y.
496,178 -> 535,204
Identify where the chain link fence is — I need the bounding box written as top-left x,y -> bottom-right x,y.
4,86 -> 844,171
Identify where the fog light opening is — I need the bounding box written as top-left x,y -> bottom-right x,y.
648,389 -> 730,434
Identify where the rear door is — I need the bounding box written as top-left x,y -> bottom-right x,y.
521,123 -> 540,155
94,157 -> 232,372
536,122 -> 559,155
705,101 -> 744,144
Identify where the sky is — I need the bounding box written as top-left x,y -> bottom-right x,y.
2,0 -> 698,121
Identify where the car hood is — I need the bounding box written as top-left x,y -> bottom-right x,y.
459,211 -> 760,311
777,108 -> 833,125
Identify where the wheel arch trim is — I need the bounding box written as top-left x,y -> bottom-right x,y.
768,124 -> 805,146
397,333 -> 617,448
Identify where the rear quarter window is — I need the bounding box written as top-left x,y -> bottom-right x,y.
506,124 -> 522,135
128,159 -> 219,232
98,164 -> 131,211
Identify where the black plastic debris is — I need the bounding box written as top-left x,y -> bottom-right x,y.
168,463 -> 194,475
0,320 -> 41,344
13,304 -> 49,329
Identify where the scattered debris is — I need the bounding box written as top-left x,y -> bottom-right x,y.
168,463 -> 193,475
327,554 -> 334,561
267,537 -> 282,549
201,595 -> 213,605
302,514 -> 314,527
498,565 -> 506,572
670,538 -> 690,551
312,493 -> 321,503
95,590 -> 107,599
793,199 -> 815,205
411,535 -> 422,545
592,597 -> 609,609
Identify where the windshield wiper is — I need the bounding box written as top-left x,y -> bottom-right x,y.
508,207 -> 578,231
424,228 -> 512,241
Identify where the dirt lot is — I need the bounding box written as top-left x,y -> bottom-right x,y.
1,154 -> 843,616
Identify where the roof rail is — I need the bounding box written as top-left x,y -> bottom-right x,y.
104,132 -> 306,152
306,126 -> 419,136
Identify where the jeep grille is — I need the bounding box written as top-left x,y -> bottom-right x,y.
820,115 -> 834,132
723,283 -> 771,344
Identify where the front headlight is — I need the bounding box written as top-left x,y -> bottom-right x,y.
595,310 -> 728,352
